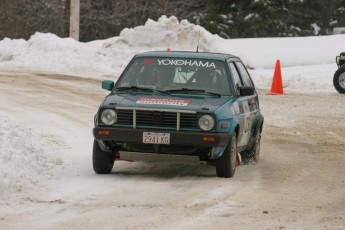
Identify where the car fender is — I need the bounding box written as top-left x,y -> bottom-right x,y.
212,118 -> 239,159
247,114 -> 264,150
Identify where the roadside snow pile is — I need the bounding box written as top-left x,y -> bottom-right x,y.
96,15 -> 222,76
0,15 -> 344,92
118,15 -> 221,51
0,16 -> 221,78
0,33 -> 108,78
0,38 -> 26,62
0,112 -> 63,205
216,35 -> 344,69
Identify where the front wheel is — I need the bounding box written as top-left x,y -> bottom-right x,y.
216,133 -> 237,178
333,66 -> 345,94
93,140 -> 115,174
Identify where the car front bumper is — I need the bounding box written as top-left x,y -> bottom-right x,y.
93,127 -> 230,147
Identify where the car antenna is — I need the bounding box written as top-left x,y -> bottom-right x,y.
196,31 -> 200,52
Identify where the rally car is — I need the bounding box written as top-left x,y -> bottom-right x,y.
92,51 -> 264,178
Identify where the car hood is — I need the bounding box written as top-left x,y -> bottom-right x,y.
102,93 -> 232,113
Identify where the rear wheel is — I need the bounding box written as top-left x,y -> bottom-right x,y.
241,130 -> 261,165
216,133 -> 237,178
93,140 -> 115,174
333,66 -> 345,94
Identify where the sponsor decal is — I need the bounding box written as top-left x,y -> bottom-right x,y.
136,98 -> 190,106
157,59 -> 216,68
242,101 -> 250,113
243,114 -> 250,133
249,97 -> 257,109
233,102 -> 240,114
143,59 -> 154,65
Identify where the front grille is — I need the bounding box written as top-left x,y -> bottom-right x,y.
116,109 -> 198,130
117,110 -> 133,124
137,111 -> 177,127
180,113 -> 198,128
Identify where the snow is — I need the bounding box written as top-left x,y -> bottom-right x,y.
0,15 -> 344,228
1,15 -> 343,92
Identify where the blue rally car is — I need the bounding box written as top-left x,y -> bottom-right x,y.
93,51 -> 264,178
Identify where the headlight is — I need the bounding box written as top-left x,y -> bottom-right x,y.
100,109 -> 117,125
198,115 -> 215,131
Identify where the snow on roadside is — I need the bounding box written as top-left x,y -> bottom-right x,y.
0,111 -> 63,205
117,15 -> 221,51
0,33 -> 109,79
0,15 -> 344,93
216,35 -> 344,69
95,15 -> 222,77
0,16 -> 221,79
250,63 -> 338,93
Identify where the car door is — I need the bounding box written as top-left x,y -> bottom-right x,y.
228,60 -> 259,148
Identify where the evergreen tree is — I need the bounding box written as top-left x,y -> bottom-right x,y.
333,0 -> 345,30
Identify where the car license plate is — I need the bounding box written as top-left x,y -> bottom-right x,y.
143,132 -> 170,144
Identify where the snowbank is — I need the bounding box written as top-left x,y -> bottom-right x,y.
0,111 -> 63,205
0,15 -> 344,91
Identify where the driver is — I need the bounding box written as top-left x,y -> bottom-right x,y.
154,66 -> 174,88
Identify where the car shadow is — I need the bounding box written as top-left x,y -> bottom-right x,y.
108,161 -> 217,179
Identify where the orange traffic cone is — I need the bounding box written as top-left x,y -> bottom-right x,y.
267,60 -> 284,95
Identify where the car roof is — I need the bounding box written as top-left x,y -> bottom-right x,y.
135,51 -> 239,61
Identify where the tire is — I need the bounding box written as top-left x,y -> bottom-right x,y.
241,130 -> 261,165
93,140 -> 115,174
333,66 -> 345,94
216,133 -> 237,178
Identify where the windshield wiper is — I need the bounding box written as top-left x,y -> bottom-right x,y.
203,91 -> 222,97
116,86 -> 152,91
166,88 -> 204,93
115,86 -> 169,94
166,88 -> 221,97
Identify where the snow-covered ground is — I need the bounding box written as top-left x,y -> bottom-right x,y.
1,16 -> 345,229
0,16 -> 343,92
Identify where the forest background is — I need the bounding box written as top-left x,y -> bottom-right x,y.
1,0 -> 345,41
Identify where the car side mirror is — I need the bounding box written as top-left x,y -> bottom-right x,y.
239,86 -> 255,96
102,80 -> 114,91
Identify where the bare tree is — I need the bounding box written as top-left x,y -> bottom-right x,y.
79,0 -> 207,41
63,0 -> 71,37
0,0 -> 64,40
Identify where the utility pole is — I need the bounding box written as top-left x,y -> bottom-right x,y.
70,0 -> 80,41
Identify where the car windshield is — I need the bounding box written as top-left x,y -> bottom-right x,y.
116,57 -> 232,96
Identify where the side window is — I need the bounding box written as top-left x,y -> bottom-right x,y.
228,62 -> 243,87
235,61 -> 254,87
